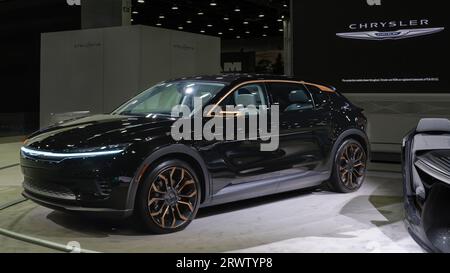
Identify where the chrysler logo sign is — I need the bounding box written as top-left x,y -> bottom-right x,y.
337,19 -> 445,41
337,27 -> 445,41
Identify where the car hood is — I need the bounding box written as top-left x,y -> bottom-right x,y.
25,114 -> 177,152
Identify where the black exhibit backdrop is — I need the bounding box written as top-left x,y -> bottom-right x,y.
291,0 -> 449,93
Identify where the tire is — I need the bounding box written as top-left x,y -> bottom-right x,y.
328,139 -> 368,193
135,159 -> 201,234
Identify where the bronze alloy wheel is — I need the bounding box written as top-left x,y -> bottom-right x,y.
147,167 -> 199,229
338,142 -> 367,191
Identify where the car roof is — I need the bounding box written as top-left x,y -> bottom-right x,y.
168,74 -> 295,84
167,74 -> 336,93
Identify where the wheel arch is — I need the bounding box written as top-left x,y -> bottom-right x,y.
125,144 -> 211,211
327,128 -> 370,173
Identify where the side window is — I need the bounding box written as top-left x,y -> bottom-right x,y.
219,83 -> 268,114
268,83 -> 314,113
305,85 -> 330,109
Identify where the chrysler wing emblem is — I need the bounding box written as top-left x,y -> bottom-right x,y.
336,27 -> 444,41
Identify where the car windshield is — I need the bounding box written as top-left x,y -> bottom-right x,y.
112,81 -> 226,116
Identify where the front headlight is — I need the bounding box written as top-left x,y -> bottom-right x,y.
21,144 -> 130,159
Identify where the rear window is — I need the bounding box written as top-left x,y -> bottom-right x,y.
267,83 -> 314,113
305,85 -> 330,109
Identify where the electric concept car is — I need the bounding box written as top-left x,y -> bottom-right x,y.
403,118 -> 450,252
21,74 -> 369,233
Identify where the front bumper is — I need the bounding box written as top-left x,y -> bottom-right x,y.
22,191 -> 133,219
20,149 -> 143,217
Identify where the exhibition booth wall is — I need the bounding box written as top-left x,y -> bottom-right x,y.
291,0 -> 449,156
40,25 -> 221,127
346,93 -> 450,156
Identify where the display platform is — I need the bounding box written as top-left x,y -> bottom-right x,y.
0,140 -> 422,253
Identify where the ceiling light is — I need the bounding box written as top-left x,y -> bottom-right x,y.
207,24 -> 213,27
178,26 -> 184,30
218,32 -> 223,35
132,11 -> 138,14
259,14 -> 265,18
277,18 -> 283,22
279,29 -> 284,32
197,11 -> 204,15
172,6 -> 178,10
234,7 -> 241,12
138,0 -> 145,3
262,34 -> 267,37
210,1 -> 217,6
200,30 -> 206,33
159,15 -> 165,19
236,36 -> 241,39
245,31 -> 250,34
186,20 -> 192,24
156,23 -> 162,26
243,21 -> 249,25
224,17 -> 229,21
263,25 -> 269,29
229,28 -> 234,31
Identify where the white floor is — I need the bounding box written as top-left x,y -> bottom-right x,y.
0,140 -> 423,253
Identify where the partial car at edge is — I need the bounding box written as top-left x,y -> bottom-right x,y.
402,118 -> 450,253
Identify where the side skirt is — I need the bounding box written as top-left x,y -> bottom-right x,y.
201,171 -> 329,208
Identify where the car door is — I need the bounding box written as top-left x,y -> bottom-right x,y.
204,82 -> 283,193
266,82 -> 327,181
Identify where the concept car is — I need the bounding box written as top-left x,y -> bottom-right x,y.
21,74 -> 369,233
403,118 -> 450,252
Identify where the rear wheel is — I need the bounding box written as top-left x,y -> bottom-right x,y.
135,159 -> 201,234
328,139 -> 367,193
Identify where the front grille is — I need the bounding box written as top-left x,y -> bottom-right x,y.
415,150 -> 450,185
23,179 -> 77,201
417,151 -> 450,174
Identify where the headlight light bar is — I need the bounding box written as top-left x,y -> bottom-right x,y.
21,146 -> 126,159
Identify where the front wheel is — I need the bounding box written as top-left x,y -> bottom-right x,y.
328,139 -> 367,193
135,159 -> 201,234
